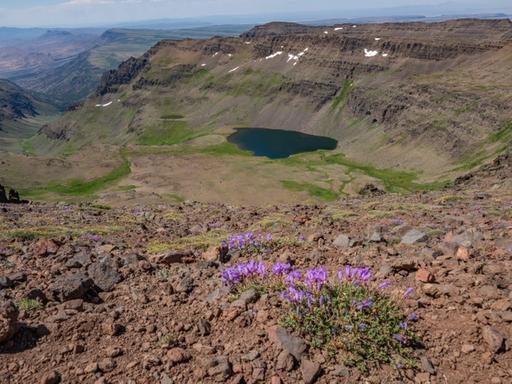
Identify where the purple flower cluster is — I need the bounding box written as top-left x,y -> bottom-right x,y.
221,260 -> 266,286
221,232 -> 272,252
305,267 -> 328,291
80,233 -> 102,242
272,262 -> 292,276
337,265 -> 372,284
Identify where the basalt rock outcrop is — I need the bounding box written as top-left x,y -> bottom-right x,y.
0,185 -> 23,204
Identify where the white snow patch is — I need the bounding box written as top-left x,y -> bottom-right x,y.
324,31 -> 329,34
244,41 -> 251,44
213,52 -> 219,57
228,66 -> 240,73
375,37 -> 382,41
352,25 -> 357,28
201,63 -> 207,67
95,101 -> 113,108
265,51 -> 283,60
287,48 -> 308,65
228,53 -> 233,57
364,48 -> 379,57
334,27 -> 344,31
382,53 -> 389,57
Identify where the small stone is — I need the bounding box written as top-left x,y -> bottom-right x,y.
481,326 -> 506,353
197,319 -> 211,336
241,350 -> 260,362
401,229 -> 428,245
420,355 -> 435,374
232,288 -> 259,308
415,269 -> 435,283
88,258 -> 121,292
301,359 -> 321,384
0,300 -> 18,343
167,347 -> 191,365
106,347 -> 123,358
268,326 -> 307,360
84,362 -> 99,374
276,350 -> 295,371
40,370 -> 61,384
50,272 -> 93,302
333,234 -> 353,249
455,246 -> 471,261
461,344 -> 475,354
98,358 -> 116,372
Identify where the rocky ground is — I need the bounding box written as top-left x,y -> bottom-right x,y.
1,160 -> 512,383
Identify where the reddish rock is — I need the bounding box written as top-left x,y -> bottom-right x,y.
416,269 -> 435,283
32,239 -> 59,257
455,246 -> 471,261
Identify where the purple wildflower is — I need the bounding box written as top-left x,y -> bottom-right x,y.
358,323 -> 368,331
272,262 -> 292,276
281,286 -> 305,304
298,234 -> 305,241
284,270 -> 302,286
266,233 -> 272,241
378,280 -> 391,290
393,334 -> 405,344
338,265 -> 372,284
305,267 -> 328,290
355,298 -> 374,311
399,322 -> 408,330
403,287 -> 414,299
221,267 -> 241,286
408,312 -> 418,322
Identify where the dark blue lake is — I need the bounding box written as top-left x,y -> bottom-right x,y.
227,128 -> 338,159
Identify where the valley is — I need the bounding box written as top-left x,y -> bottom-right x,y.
1,18 -> 510,205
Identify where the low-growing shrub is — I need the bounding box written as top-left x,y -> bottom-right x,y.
18,298 -> 43,312
221,261 -> 417,372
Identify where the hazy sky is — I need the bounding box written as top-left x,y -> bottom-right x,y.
1,0 -> 511,27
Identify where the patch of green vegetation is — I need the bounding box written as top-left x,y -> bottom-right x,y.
199,142 -> 252,156
20,139 -> 35,155
321,154 -> 448,193
18,298 -> 43,312
331,80 -> 352,110
163,210 -> 183,221
147,229 -> 227,253
488,121 -> 512,144
137,120 -> 203,146
158,333 -> 177,347
250,214 -> 291,231
0,224 -> 123,241
160,113 -> 185,120
29,158 -> 130,197
280,282 -> 417,372
281,180 -> 339,201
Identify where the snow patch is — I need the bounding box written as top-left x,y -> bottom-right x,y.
228,53 -> 233,57
244,41 -> 251,45
382,53 -> 389,57
213,52 -> 219,57
287,48 -> 308,65
95,101 -> 113,108
364,48 -> 379,57
352,25 -> 357,28
228,66 -> 240,73
265,51 -> 283,60
334,27 -> 344,31
324,31 -> 329,34
201,63 -> 207,67
375,37 -> 382,41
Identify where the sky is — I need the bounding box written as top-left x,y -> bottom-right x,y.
0,0 -> 511,27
